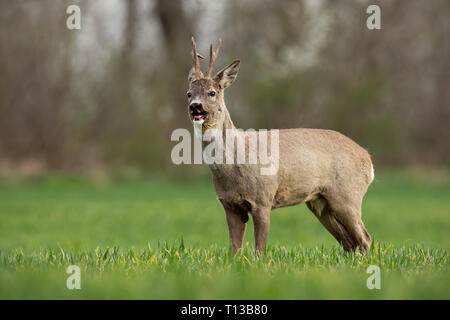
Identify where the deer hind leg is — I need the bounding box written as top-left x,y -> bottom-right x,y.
345,217 -> 371,253
306,198 -> 356,252
322,194 -> 372,253
337,214 -> 371,253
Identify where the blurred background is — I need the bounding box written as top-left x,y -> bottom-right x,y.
0,1 -> 449,299
0,0 -> 449,177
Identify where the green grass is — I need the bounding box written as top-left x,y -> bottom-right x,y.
0,169 -> 449,299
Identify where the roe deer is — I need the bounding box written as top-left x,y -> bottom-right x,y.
186,37 -> 374,255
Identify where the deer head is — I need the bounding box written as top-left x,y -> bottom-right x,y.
187,37 -> 240,131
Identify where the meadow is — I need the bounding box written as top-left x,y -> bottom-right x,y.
0,169 -> 449,299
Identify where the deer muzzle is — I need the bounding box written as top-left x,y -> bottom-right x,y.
190,103 -> 208,121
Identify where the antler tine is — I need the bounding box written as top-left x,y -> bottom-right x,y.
191,37 -> 204,74
206,38 -> 222,77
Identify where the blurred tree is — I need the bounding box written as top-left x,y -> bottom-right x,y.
0,1 -> 76,169
0,0 -> 448,175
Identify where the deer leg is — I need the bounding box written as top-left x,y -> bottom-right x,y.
356,220 -> 371,253
251,207 -> 271,254
306,200 -> 356,252
323,195 -> 372,253
340,216 -> 371,253
223,206 -> 248,256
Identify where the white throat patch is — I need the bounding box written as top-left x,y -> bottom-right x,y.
193,119 -> 204,140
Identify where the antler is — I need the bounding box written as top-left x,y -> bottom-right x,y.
206,38 -> 222,77
191,37 -> 204,79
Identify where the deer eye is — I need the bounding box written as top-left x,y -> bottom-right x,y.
187,92 -> 192,98
208,91 -> 216,97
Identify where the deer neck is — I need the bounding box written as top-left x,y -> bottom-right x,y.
220,106 -> 236,136
200,104 -> 236,141
203,105 -> 241,175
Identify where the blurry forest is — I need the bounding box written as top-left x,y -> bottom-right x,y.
0,0 -> 449,176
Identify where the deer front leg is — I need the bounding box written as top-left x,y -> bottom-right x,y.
252,207 -> 271,254
223,205 -> 248,256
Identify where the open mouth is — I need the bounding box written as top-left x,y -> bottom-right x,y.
192,110 -> 208,121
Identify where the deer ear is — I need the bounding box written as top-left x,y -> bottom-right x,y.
214,60 -> 240,89
188,66 -> 198,83
188,66 -> 204,83
188,51 -> 205,83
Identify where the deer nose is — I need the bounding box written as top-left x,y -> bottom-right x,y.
189,103 -> 203,112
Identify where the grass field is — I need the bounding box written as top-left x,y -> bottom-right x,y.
0,169 -> 449,299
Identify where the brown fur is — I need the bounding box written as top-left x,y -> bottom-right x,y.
187,38 -> 373,255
